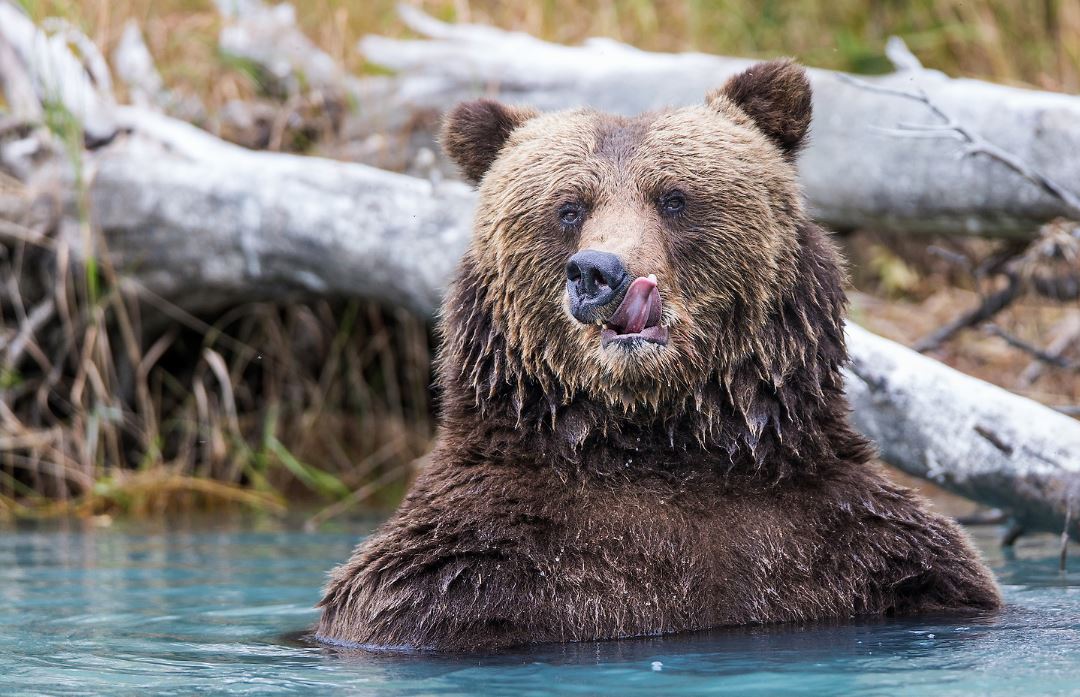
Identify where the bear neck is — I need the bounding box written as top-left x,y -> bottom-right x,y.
436,222 -> 874,482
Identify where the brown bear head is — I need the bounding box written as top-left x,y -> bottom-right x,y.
439,60 -> 849,469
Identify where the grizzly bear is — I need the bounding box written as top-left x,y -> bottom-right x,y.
316,60 -> 1001,652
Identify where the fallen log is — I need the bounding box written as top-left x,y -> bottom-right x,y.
347,6 -> 1080,239
845,324 -> 1080,542
1,3 -> 1078,538
90,107 -> 474,316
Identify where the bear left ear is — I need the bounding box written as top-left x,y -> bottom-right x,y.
708,59 -> 812,158
440,98 -> 539,183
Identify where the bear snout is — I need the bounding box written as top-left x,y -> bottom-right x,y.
565,249 -> 631,324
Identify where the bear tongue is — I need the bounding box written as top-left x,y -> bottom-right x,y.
607,276 -> 662,334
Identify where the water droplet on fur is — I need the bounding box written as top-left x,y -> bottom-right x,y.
651,661 -> 663,672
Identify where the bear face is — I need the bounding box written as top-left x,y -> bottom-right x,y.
441,60 -> 815,411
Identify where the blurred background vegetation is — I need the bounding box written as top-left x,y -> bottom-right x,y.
2,0 -> 1077,523
18,0 -> 1080,102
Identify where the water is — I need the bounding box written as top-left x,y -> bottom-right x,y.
1,519 -> 1078,696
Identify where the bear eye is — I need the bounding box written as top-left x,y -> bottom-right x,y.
558,202 -> 585,228
658,190 -> 686,217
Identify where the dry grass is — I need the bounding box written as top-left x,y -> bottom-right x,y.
0,273 -> 434,519
1,149 -> 434,519
18,0 -> 1080,112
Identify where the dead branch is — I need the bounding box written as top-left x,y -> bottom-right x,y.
837,72 -> 1080,220
0,2 -> 117,144
1020,315 -> 1080,387
214,0 -> 361,98
1062,504 -> 1073,571
915,219 -> 1080,352
914,215 -> 1080,353
955,509 -> 1007,526
913,274 -> 1023,352
112,21 -> 166,108
91,107 -> 475,315
984,324 -> 1078,370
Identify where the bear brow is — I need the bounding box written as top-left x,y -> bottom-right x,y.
592,114 -> 656,167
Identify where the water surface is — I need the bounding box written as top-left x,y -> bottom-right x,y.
1,518 -> 1077,696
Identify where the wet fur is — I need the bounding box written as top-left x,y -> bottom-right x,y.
317,61 -> 1001,652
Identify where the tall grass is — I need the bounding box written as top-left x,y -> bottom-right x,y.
22,0 -> 1080,110
0,152 -> 433,518
0,275 -> 434,518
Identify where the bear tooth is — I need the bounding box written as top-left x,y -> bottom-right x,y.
647,274 -> 657,283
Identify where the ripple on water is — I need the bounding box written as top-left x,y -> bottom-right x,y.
0,523 -> 1077,696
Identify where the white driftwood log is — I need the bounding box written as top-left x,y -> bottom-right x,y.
349,7 -> 1080,239
845,324 -> 1080,541
0,2 -> 117,144
92,107 -> 474,315
1,2 -> 1077,537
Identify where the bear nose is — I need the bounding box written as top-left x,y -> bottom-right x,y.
565,250 -> 630,323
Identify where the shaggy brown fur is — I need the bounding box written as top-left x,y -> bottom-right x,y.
316,60 -> 1001,652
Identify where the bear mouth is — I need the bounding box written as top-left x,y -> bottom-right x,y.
600,275 -> 669,348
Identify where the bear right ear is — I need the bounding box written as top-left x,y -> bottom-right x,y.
707,59 -> 812,158
440,99 -> 539,183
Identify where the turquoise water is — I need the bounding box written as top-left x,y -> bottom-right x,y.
1,519 -> 1078,696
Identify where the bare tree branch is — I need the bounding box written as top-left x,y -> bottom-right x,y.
984,324 -> 1078,370
1019,315 -> 1080,387
836,71 -> 1080,219
913,274 -> 1023,352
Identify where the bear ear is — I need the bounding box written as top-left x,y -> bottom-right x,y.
440,99 -> 539,183
708,59 -> 812,158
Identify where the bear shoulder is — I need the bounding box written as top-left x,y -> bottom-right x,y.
813,469 -> 1003,616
